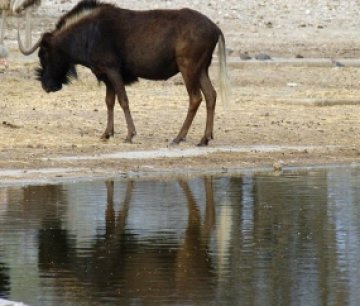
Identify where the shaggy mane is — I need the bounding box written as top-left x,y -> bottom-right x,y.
55,0 -> 115,30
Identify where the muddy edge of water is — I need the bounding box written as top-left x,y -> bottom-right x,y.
0,150 -> 359,186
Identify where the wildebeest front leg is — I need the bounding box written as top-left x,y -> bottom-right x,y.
101,85 -> 116,139
106,69 -> 136,143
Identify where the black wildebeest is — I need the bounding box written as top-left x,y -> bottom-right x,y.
18,0 -> 229,146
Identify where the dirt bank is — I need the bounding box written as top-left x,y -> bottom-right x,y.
1,54 -> 360,182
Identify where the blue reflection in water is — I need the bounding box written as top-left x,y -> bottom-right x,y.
327,168 -> 360,305
0,167 -> 360,305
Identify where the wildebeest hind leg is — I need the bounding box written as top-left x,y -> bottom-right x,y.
101,85 -> 116,139
172,63 -> 202,144
198,70 -> 217,146
172,89 -> 202,144
106,70 -> 137,143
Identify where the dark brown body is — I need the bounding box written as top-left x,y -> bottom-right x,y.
21,0 -> 229,145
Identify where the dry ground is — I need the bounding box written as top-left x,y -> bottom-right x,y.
1,50 -> 360,182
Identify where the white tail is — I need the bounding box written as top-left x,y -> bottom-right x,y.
217,33 -> 231,108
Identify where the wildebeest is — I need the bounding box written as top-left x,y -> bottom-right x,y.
18,0 -> 229,146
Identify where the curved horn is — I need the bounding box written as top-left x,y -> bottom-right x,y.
17,25 -> 41,55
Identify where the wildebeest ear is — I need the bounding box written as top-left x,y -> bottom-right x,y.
41,32 -> 54,50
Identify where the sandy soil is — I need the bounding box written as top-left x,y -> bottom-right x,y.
1,1 -> 360,182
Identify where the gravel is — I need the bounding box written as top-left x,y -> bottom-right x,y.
4,0 -> 360,57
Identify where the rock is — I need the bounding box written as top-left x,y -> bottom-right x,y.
265,21 -> 273,28
255,53 -> 272,61
331,58 -> 345,67
239,51 -> 252,60
2,121 -> 20,129
273,160 -> 285,171
226,48 -> 234,56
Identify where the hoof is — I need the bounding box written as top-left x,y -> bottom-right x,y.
101,134 -> 111,140
101,131 -> 114,140
171,137 -> 186,145
197,137 -> 210,146
124,131 -> 137,143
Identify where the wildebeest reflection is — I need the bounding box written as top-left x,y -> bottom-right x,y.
38,178 -> 216,304
0,262 -> 10,299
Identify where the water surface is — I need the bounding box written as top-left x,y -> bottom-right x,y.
1,166 -> 360,305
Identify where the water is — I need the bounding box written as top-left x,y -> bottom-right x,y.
1,166 -> 360,305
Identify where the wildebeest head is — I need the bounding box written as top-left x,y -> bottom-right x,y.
18,31 -> 77,93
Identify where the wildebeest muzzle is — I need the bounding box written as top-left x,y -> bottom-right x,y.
42,81 -> 62,93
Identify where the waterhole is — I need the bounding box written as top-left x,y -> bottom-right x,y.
0,166 -> 360,305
